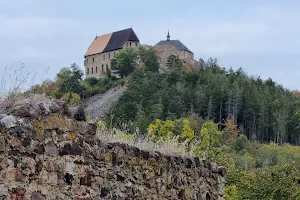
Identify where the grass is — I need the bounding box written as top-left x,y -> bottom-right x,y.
95,122 -> 189,157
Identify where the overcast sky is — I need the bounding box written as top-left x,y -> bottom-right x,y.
1,0 -> 300,90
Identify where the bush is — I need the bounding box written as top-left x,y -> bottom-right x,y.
233,134 -> 248,152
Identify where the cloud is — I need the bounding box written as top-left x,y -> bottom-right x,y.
137,3 -> 300,57
1,1 -> 300,90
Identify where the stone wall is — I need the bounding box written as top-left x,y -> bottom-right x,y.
152,45 -> 199,71
84,41 -> 140,79
0,97 -> 226,200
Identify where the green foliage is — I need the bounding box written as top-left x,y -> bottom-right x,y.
97,121 -> 106,129
225,185 -> 238,200
191,121 -> 222,159
111,47 -> 138,78
233,134 -> 249,152
236,164 -> 300,200
108,57 -> 300,146
56,63 -> 84,97
137,45 -> 159,72
85,77 -> 99,86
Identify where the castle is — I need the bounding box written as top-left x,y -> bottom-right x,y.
84,28 -> 197,78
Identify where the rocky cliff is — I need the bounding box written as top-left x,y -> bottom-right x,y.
0,96 -> 226,200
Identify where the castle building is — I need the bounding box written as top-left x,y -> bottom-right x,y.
84,28 -> 140,78
153,31 -> 197,70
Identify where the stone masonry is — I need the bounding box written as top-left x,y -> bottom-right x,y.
0,97 -> 226,199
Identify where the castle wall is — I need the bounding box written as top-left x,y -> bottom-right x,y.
84,41 -> 140,79
178,50 -> 194,61
152,45 -> 180,71
153,44 -> 199,71
0,97 -> 226,200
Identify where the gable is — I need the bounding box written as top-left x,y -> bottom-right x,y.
84,28 -> 139,57
84,33 -> 112,57
103,28 -> 139,52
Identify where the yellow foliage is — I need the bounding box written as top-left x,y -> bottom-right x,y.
97,121 -> 106,129
183,63 -> 191,72
225,185 -> 238,200
181,119 -> 194,141
148,119 -> 174,142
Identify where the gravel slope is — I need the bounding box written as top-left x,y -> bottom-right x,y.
83,85 -> 127,122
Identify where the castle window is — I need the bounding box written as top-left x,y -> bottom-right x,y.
93,58 -> 95,62
106,64 -> 109,72
92,67 -> 93,74
109,53 -> 110,59
96,66 -> 98,73
103,53 -> 105,60
130,42 -> 132,46
135,42 -> 138,46
87,68 -> 89,75
102,64 -> 104,71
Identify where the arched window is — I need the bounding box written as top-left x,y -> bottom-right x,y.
93,58 -> 95,62
102,64 -> 104,71
103,53 -> 105,60
87,68 -> 89,75
106,64 -> 109,72
130,42 -> 132,46
96,66 -> 98,73
92,67 -> 93,74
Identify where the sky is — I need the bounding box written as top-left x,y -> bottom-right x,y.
1,0 -> 300,90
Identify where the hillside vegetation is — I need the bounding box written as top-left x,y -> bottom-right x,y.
12,46 -> 300,199
105,50 -> 300,199
109,57 -> 300,145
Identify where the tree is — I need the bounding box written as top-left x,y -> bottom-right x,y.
137,45 -> 159,72
197,121 -> 222,159
111,47 -> 138,78
85,77 -> 99,86
56,63 -> 84,98
181,119 -> 194,141
148,119 -> 175,142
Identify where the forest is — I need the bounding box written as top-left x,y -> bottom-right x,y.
28,46 -> 300,199
109,55 -> 300,145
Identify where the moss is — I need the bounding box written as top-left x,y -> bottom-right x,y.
1,131 -> 8,139
33,115 -> 68,135
67,132 -> 77,141
102,152 -> 112,162
184,187 -> 192,200
130,157 -> 140,165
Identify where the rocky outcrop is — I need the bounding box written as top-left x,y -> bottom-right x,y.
0,97 -> 226,200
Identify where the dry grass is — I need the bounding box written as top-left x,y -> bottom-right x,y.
0,64 -> 34,111
95,124 -> 189,157
0,64 -> 51,112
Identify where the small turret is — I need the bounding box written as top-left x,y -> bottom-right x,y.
167,30 -> 170,41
